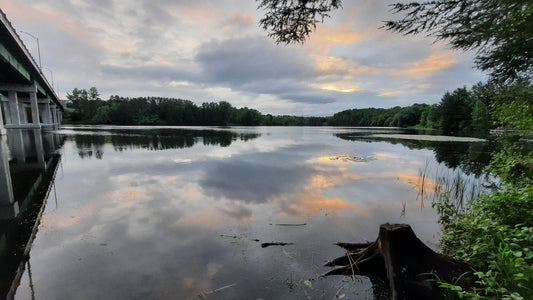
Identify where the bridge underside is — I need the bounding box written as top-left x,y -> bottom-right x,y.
0,85 -> 63,134
0,9 -> 63,134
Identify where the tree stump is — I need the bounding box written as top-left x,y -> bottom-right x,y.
325,223 -> 471,300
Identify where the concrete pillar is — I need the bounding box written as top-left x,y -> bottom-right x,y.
56,108 -> 62,127
8,91 -> 21,126
29,92 -> 41,128
0,95 -> 6,135
0,135 -> 18,219
50,104 -> 57,125
40,99 -> 52,125
18,102 -> 26,124
1,95 -> 11,125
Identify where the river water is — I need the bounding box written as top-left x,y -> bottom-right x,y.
1,126 -> 491,299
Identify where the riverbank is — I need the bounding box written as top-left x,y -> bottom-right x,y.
433,145 -> 533,299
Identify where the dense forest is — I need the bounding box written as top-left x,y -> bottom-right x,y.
65,80 -> 531,137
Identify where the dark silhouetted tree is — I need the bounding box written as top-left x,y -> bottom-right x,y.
437,87 -> 473,133
257,0 -> 342,44
471,100 -> 490,136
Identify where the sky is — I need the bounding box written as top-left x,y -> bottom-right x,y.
2,0 -> 488,116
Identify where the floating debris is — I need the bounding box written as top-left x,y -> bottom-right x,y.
312,155 -> 377,164
220,234 -> 239,239
187,283 -> 237,300
327,155 -> 376,162
261,242 -> 294,248
269,223 -> 307,226
220,234 -> 260,243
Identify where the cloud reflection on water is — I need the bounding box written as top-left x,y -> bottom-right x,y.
13,127 -> 485,299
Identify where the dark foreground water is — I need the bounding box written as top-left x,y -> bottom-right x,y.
0,126 -> 492,299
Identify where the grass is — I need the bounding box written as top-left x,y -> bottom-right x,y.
416,160 -> 486,210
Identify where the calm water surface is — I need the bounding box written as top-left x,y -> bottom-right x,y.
1,126 -> 491,299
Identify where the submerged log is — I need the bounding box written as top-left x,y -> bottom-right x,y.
325,223 -> 471,300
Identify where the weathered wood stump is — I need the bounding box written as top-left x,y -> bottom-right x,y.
325,223 -> 471,300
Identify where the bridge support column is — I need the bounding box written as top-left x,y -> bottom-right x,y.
29,91 -> 41,128
7,90 -> 22,127
50,104 -> 61,129
39,98 -> 52,129
0,135 -> 17,219
0,95 -> 6,135
0,85 -> 42,129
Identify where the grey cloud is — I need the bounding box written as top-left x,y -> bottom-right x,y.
236,79 -> 335,104
196,36 -> 316,85
330,33 -> 433,70
101,64 -> 197,82
282,91 -> 336,104
423,54 -> 488,94
195,36 -> 341,104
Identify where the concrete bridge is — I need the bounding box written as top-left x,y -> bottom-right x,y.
0,8 -> 63,134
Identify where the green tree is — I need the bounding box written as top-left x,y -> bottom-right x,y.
67,88 -> 90,122
88,87 -> 100,100
437,87 -> 474,133
91,106 -> 112,124
471,100 -> 490,136
66,87 -> 104,123
490,80 -> 533,136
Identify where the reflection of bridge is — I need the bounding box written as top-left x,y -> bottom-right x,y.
0,9 -> 63,134
0,130 -> 64,219
0,130 -> 65,299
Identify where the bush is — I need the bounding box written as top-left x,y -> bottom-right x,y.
434,146 -> 533,299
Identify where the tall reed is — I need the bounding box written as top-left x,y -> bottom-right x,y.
417,162 -> 488,211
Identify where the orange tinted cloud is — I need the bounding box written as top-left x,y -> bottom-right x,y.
379,91 -> 401,97
310,22 -> 363,47
311,55 -> 354,73
403,52 -> 457,75
310,47 -> 458,81
312,83 -> 362,93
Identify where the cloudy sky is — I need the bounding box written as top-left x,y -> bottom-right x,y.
3,0 -> 487,116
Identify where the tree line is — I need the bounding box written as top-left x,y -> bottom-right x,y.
64,88 -> 330,127
65,79 -> 531,137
